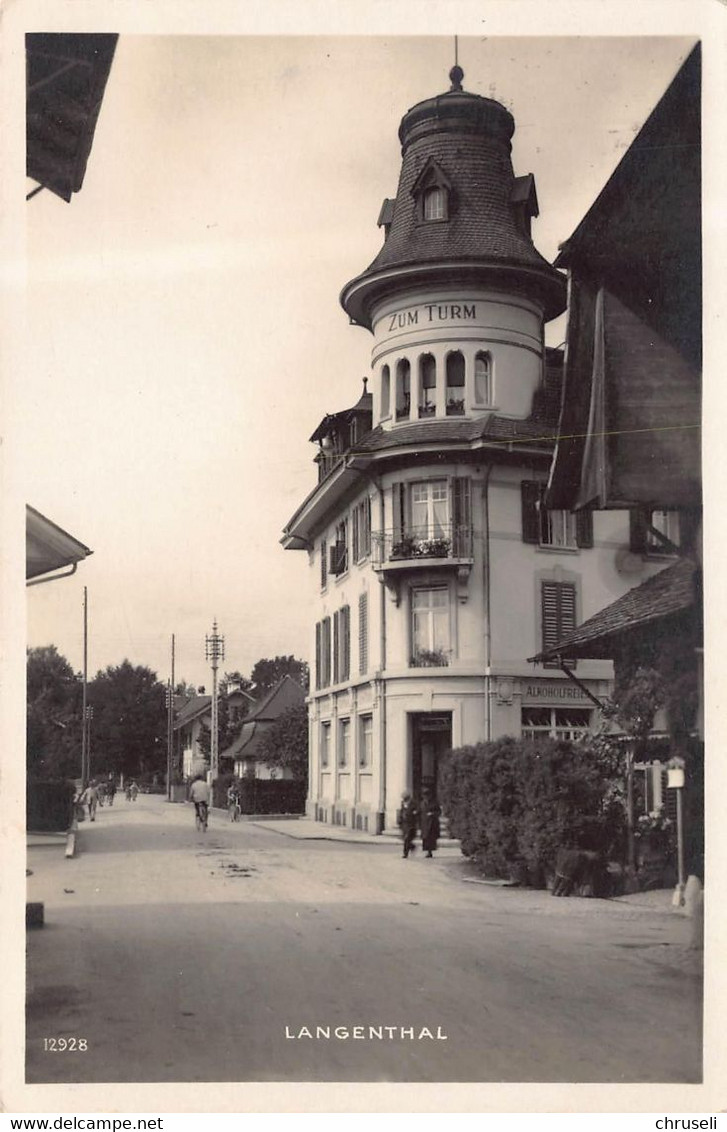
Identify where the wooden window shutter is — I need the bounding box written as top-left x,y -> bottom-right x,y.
320,540 -> 327,588
358,593 -> 368,675
541,581 -> 577,668
321,616 -> 331,687
392,482 -> 405,542
452,477 -> 471,556
342,605 -> 351,681
521,481 -> 541,544
352,507 -> 360,563
333,611 -> 340,685
315,621 -> 322,690
575,508 -> 593,549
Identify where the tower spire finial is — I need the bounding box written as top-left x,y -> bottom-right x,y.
449,36 -> 464,92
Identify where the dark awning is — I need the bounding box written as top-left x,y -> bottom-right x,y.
27,33 -> 118,202
26,505 -> 93,581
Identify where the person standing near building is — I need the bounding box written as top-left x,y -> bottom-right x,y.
83,780 -> 99,822
420,790 -> 441,858
398,792 -> 419,859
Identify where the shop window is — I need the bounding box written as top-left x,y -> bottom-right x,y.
396,359 -> 411,420
381,365 -> 391,419
358,592 -> 369,675
418,354 -> 436,417
521,706 -> 592,740
522,481 -> 592,549
338,718 -> 351,767
540,580 -> 577,669
411,587 -> 450,667
445,351 -> 465,415
358,714 -> 373,767
474,352 -> 493,404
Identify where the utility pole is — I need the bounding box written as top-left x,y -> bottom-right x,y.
81,586 -> 88,785
85,706 -> 94,782
166,633 -> 175,801
205,619 -> 224,785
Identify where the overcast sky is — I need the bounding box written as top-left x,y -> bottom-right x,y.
22,34 -> 696,690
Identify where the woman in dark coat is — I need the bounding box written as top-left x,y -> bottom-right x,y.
420,792 -> 441,858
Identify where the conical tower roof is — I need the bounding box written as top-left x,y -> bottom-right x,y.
341,67 -> 565,329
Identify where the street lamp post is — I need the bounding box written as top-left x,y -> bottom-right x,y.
205,619 -> 225,786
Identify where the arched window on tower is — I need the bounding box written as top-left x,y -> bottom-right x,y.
423,187 -> 446,221
474,351 -> 493,405
381,364 -> 391,419
445,351 -> 465,416
418,354 -> 436,417
396,359 -> 411,421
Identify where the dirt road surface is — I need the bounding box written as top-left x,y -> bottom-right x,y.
26,795 -> 702,1083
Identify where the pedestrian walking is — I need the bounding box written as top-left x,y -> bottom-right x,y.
107,776 -> 116,806
129,781 -> 139,801
420,790 -> 441,858
397,792 -> 419,859
83,781 -> 99,822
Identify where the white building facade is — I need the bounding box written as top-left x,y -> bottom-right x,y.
282,67 -> 660,834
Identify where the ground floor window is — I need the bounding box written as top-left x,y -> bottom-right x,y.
521,706 -> 592,740
358,714 -> 373,767
320,721 -> 331,768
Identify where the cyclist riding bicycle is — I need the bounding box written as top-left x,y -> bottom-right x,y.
189,775 -> 210,829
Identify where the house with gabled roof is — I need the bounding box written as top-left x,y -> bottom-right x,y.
222,675 -> 306,781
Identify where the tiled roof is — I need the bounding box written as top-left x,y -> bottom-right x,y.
174,695 -> 211,728
341,85 -> 565,326
247,675 -> 306,721
531,557 -> 700,661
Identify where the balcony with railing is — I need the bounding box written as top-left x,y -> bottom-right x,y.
372,523 -> 474,573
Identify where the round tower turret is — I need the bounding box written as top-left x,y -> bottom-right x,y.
340,69 -> 566,426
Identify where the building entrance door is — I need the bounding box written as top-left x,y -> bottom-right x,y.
410,712 -> 452,805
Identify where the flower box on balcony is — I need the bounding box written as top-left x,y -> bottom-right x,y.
446,399 -> 465,416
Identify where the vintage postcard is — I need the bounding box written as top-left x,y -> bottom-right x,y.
2,0 -> 725,1118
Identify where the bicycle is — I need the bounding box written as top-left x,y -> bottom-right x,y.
194,801 -> 209,832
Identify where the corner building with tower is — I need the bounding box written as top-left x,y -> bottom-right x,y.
282,68 -> 659,834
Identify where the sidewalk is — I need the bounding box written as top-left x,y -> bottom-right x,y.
249,814 -> 463,854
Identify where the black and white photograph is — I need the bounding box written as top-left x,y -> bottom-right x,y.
2,0 -> 725,1117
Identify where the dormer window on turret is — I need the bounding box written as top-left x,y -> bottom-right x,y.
411,158 -> 452,224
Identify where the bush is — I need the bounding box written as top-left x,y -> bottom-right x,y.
27,779 -> 76,832
439,736 -> 625,886
213,773 -> 306,815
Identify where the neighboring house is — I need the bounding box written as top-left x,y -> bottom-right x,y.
174,694 -> 211,780
282,65 -> 654,835
222,676 -> 306,781
533,45 -> 702,825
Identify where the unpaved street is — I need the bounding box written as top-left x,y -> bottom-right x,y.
26,796 -> 702,1083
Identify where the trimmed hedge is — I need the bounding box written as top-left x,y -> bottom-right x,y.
27,779 -> 76,833
212,773 -> 306,815
439,737 -> 625,887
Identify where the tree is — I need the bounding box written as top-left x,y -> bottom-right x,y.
89,661 -> 167,780
27,646 -> 82,780
249,656 -> 309,696
255,704 -> 309,783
